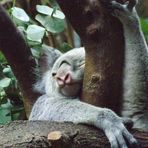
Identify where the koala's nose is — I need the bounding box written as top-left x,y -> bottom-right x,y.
56,73 -> 72,86
64,73 -> 72,84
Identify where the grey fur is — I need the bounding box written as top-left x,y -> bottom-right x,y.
33,45 -> 62,94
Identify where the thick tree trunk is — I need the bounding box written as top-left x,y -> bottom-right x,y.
0,5 -> 40,117
0,121 -> 148,147
56,0 -> 124,114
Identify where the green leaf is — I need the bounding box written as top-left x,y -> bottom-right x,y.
31,48 -> 41,59
36,14 -> 65,33
26,25 -> 45,42
3,67 -> 11,74
2,67 -> 14,78
0,107 -> 11,124
11,107 -> 24,114
0,52 -> 6,63
140,18 -> 148,35
27,40 -> 42,47
7,106 -> 24,121
0,88 -> 7,105
0,78 -> 11,88
0,97 -> 7,105
11,7 -> 30,22
36,5 -> 65,19
59,42 -> 73,52
0,101 -> 12,124
17,26 -> 26,34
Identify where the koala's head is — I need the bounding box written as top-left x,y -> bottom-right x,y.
51,47 -> 85,97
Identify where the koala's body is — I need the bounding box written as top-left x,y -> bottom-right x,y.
29,0 -> 148,147
30,46 -> 137,148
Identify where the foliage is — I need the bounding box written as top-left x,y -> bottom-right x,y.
0,52 -> 24,124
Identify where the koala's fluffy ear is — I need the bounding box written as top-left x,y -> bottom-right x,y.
38,45 -> 62,74
34,45 -> 62,94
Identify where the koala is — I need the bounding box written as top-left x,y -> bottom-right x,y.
29,47 -> 137,148
110,0 -> 148,131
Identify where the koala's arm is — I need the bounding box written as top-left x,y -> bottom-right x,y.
111,0 -> 148,66
112,0 -> 148,53
111,0 -> 148,129
30,96 -> 137,148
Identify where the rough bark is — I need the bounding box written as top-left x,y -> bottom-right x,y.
0,121 -> 148,148
56,0 -> 125,114
0,5 -> 40,117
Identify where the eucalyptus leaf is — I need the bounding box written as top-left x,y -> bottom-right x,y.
36,14 -> 65,33
11,7 -> 30,22
0,87 -> 3,92
0,78 -> 11,88
0,89 -> 7,105
0,107 -> 11,124
140,18 -> 148,35
59,42 -> 73,52
27,40 -> 41,47
31,48 -> 41,59
1,100 -> 12,109
17,26 -> 26,34
2,67 -> 14,78
36,5 -> 65,19
26,25 -> 45,42
0,52 -> 6,63
0,101 -> 12,124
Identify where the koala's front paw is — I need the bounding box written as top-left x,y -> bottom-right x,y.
110,0 -> 139,24
97,109 -> 138,148
111,0 -> 138,12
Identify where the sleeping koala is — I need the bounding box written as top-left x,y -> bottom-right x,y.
30,47 -> 137,148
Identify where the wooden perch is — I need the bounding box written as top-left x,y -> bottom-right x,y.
0,121 -> 148,147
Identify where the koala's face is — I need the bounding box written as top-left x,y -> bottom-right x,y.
51,48 -> 85,97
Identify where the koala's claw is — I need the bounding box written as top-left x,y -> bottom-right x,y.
127,0 -> 138,11
104,125 -> 138,148
111,1 -> 128,13
98,110 -> 138,148
111,0 -> 137,12
123,128 -> 138,146
109,0 -> 139,24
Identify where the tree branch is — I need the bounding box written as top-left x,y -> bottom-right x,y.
0,121 -> 148,147
0,5 -> 40,117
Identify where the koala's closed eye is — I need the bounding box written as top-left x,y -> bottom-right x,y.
59,60 -> 71,67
